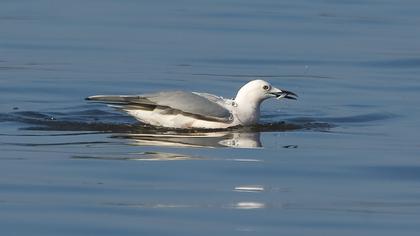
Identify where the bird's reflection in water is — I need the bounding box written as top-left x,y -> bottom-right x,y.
72,151 -> 200,161
111,131 -> 262,149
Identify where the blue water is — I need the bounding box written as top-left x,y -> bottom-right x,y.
1,0 -> 420,235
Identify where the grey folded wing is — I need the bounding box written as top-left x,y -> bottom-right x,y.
86,91 -> 232,122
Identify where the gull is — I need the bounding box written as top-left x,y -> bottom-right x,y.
86,79 -> 297,129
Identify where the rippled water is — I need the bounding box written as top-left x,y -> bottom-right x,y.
1,0 -> 420,235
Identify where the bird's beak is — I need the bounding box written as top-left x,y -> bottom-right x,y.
269,87 -> 298,100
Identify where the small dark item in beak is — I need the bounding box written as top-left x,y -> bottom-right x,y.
271,90 -> 298,100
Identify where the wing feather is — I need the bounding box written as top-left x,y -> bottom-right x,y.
86,91 -> 232,122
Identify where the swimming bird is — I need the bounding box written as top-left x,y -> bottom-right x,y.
86,79 -> 297,129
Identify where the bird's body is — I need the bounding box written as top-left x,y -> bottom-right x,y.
87,80 -> 297,129
125,92 -> 236,129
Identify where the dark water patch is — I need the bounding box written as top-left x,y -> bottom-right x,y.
1,110 -> 136,132
8,111 -> 54,120
21,120 -> 330,134
22,123 -> 140,133
1,110 -> 331,133
253,121 -> 332,132
0,113 -> 15,122
11,109 -> 129,120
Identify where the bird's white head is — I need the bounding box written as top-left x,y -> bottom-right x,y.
234,79 -> 297,105
233,79 -> 297,125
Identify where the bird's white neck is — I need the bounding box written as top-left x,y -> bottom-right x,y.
233,94 -> 262,125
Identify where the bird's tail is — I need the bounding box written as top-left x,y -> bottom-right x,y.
86,95 -> 157,110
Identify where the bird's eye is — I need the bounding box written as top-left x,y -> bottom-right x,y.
262,85 -> 270,91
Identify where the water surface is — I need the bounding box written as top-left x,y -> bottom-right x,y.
1,0 -> 420,235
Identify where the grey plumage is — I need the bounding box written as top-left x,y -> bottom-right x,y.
86,91 -> 232,122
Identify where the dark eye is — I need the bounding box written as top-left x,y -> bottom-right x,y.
263,85 -> 270,91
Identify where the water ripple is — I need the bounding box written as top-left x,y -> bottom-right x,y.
0,109 -> 332,133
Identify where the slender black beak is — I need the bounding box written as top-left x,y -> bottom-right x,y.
270,89 -> 298,100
